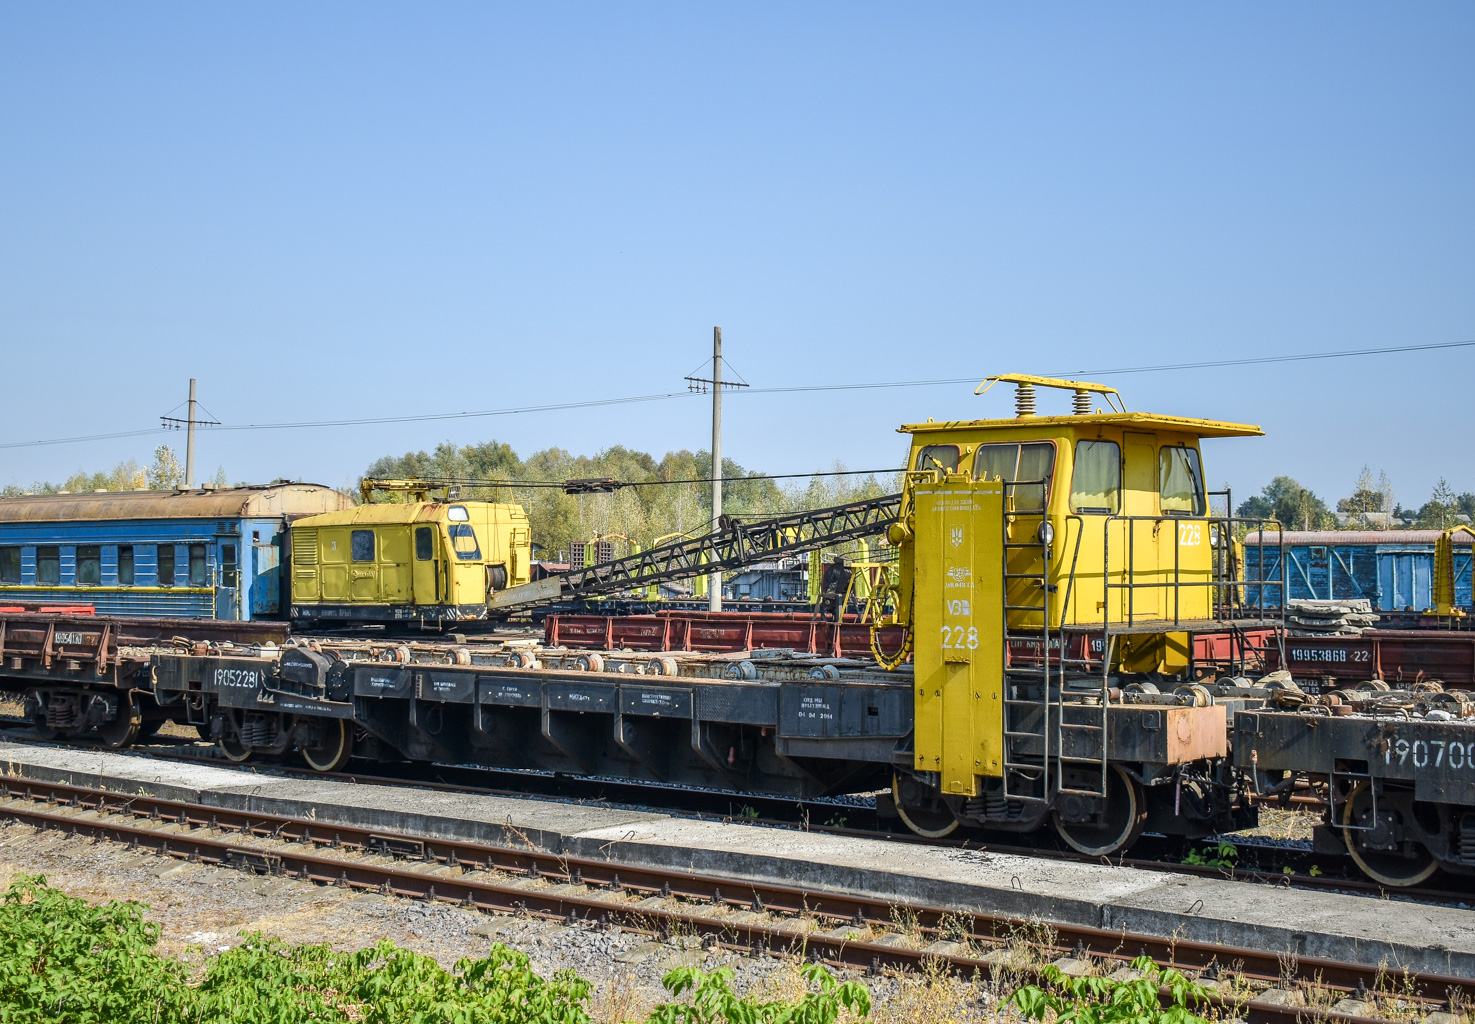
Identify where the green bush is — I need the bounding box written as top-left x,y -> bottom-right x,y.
0,876 -> 873,1024
1009,956 -> 1211,1024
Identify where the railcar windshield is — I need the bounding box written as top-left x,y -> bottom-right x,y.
449,523 -> 482,560
973,442 -> 1055,511
1159,446 -> 1206,516
1070,440 -> 1121,514
914,445 -> 960,474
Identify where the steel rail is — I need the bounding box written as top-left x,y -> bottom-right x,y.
0,723 -> 1454,906
0,778 -> 1466,1024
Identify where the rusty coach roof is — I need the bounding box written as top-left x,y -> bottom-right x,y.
0,483 -> 353,523
1242,530 -> 1473,545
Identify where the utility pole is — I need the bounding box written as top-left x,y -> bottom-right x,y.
185,378 -> 198,488
161,379 -> 219,489
709,328 -> 723,611
685,327 -> 748,612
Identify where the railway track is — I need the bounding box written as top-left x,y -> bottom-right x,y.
132,742 -> 1475,906
0,777 -> 1467,1024
1,716 -> 1467,908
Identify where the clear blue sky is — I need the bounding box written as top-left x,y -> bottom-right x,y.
2,4 -> 1471,510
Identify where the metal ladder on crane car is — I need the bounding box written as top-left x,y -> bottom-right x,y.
1000,500 -> 1109,808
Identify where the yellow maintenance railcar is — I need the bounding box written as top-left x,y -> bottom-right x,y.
289,480 -> 531,626
882,374 -> 1275,850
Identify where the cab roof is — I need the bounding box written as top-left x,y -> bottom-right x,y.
898,411 -> 1263,439
295,501 -> 523,527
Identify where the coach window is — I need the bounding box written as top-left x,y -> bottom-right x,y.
449,523 -> 481,560
415,526 -> 434,561
1070,440 -> 1121,514
189,544 -> 207,586
118,546 -> 135,586
158,545 -> 176,586
350,530 -> 375,562
36,546 -> 60,585
914,445 -> 960,475
0,548 -> 18,584
76,546 -> 101,586
447,505 -> 470,522
1159,446 -> 1205,516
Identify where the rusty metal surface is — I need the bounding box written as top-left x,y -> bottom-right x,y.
1272,629 -> 1475,688
0,613 -> 290,684
546,610 -> 903,658
1242,530 -> 1475,546
0,483 -> 349,522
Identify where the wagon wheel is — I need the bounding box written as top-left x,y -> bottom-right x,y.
892,771 -> 960,839
1340,780 -> 1439,887
97,694 -> 141,749
300,718 -> 354,773
26,699 -> 56,741
1052,765 -> 1147,857
217,721 -> 254,764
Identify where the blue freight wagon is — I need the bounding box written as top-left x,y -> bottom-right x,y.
1241,530 -> 1474,612
0,483 -> 352,620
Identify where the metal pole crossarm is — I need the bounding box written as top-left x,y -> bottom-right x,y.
563,478 -> 625,494
489,492 -> 903,613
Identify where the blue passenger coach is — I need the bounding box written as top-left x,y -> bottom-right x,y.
0,484 -> 352,620
1242,529 -> 1474,612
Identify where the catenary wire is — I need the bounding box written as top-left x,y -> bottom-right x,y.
1,338 -> 1470,450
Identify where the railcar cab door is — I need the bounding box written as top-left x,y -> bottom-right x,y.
444,505 -> 484,607
411,522 -> 442,605
1121,432 -> 1162,619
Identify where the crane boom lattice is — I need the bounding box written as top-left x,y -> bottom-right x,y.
489,493 -> 902,613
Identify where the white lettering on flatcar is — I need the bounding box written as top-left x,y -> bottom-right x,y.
55,632 -> 87,645
799,695 -> 834,721
213,668 -> 260,689
1386,737 -> 1475,772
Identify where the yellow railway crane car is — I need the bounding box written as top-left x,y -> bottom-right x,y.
881,374 -> 1281,853
289,479 -> 531,628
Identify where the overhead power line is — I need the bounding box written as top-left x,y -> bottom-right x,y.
743,338 -> 1475,395
0,338 -> 1470,450
366,467 -> 903,494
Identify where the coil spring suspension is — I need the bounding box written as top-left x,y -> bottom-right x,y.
1459,815 -> 1475,865
239,714 -> 278,749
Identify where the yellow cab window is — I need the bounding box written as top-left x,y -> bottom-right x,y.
1070,440 -> 1121,513
1159,446 -> 1205,515
449,524 -> 481,560
973,442 -> 1055,510
914,445 -> 961,474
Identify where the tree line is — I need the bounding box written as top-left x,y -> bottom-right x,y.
1235,466 -> 1474,531
0,446 -> 223,496
362,440 -> 900,561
